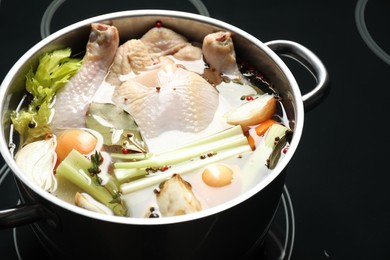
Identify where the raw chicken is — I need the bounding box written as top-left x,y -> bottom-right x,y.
141,27 -> 201,60
173,44 -> 202,61
112,57 -> 219,139
105,39 -> 153,86
155,174 -> 202,217
51,23 -> 119,132
202,31 -> 239,75
106,27 -> 202,87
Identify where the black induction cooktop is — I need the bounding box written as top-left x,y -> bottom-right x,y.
1,0 -> 389,259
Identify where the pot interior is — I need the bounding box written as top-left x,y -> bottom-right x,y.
0,10 -> 302,223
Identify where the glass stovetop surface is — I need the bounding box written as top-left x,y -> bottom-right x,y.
1,0 -> 390,259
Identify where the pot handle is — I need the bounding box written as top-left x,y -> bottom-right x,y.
0,203 -> 60,230
265,40 -> 330,110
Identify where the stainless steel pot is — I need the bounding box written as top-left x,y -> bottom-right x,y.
0,10 -> 328,259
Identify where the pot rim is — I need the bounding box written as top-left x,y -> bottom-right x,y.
0,9 -> 304,225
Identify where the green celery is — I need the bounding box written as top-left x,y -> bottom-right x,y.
11,48 -> 82,144
114,134 -> 248,182
56,149 -> 127,216
114,126 -> 246,170
114,168 -> 145,182
120,144 -> 252,194
242,124 -> 290,177
111,125 -> 243,161
115,135 -> 247,169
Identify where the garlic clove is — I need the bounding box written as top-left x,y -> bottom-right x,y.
75,192 -> 114,215
156,174 -> 202,217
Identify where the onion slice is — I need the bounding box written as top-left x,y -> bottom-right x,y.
224,93 -> 276,127
15,137 -> 57,192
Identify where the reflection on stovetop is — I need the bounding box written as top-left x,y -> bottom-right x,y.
0,165 -> 294,260
355,0 -> 390,66
2,0 -> 390,259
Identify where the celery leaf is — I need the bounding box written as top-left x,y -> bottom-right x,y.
11,48 -> 82,144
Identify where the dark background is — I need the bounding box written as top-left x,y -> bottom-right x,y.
1,0 -> 389,259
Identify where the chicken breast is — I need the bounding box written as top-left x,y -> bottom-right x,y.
112,58 -> 219,139
106,26 -> 202,87
141,27 -> 192,58
173,44 -> 202,61
155,174 -> 202,217
105,39 -> 154,86
51,23 -> 119,132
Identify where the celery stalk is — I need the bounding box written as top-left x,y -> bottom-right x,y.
264,124 -> 289,148
114,125 -> 248,183
56,149 -> 127,216
11,48 -> 82,144
115,134 -> 248,169
114,135 -> 247,182
114,168 -> 145,182
158,125 -> 244,154
111,152 -> 151,161
252,123 -> 289,168
114,135 -> 247,183
111,125 -> 243,161
241,123 -> 290,191
120,144 -> 252,194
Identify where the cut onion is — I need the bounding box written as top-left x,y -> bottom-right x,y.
224,93 -> 276,127
15,137 -> 58,192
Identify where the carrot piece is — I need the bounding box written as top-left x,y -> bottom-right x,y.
255,119 -> 279,136
247,134 -> 256,151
